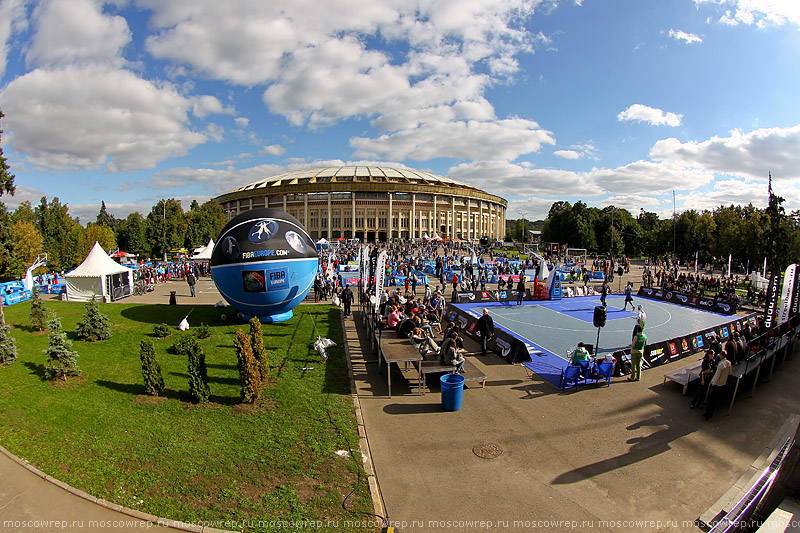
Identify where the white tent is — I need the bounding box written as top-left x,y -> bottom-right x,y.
191,238 -> 215,261
65,242 -> 134,302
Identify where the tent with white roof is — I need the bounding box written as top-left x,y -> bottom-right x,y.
65,242 -> 134,302
191,238 -> 215,261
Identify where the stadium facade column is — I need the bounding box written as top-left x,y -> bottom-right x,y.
351,193 -> 356,239
388,192 -> 393,239
304,194 -> 308,228
467,199 -> 471,241
449,197 -> 454,239
411,193 -> 416,240
283,195 -> 287,212
327,192 -> 332,240
433,195 -> 437,237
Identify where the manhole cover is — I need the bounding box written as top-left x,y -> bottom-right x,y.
472,443 -> 503,459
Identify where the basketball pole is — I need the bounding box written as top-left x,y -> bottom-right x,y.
595,326 -> 601,357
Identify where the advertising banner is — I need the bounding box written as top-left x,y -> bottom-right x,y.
374,251 -> 387,314
778,264 -> 796,325
764,270 -> 782,329
637,287 -> 737,315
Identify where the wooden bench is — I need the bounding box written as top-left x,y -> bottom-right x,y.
662,359 -> 703,395
413,358 -> 487,394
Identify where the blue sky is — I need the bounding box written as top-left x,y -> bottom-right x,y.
0,0 -> 798,223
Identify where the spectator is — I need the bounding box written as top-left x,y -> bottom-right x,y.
476,308 -> 495,356
629,325 -> 646,382
704,350 -> 732,420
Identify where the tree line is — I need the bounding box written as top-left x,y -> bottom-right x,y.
518,195 -> 800,272
0,197 -> 226,281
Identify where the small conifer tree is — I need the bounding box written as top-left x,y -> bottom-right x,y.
234,329 -> 261,403
185,336 -> 210,402
75,298 -> 112,342
139,339 -> 164,396
248,317 -> 269,383
29,287 -> 48,332
44,317 -> 80,381
0,323 -> 18,365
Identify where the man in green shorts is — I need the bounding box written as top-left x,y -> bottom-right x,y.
629,325 -> 646,381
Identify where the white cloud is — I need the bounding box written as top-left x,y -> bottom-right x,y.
554,149 -> 580,159
351,118 -> 555,161
649,125 -> 800,181
618,104 -> 683,127
234,117 -> 249,128
140,1 -> 550,132
190,95 -> 234,118
668,29 -> 702,44
0,184 -> 46,210
27,0 -> 131,68
447,160 -> 598,198
0,66 -> 207,172
0,0 -> 28,79
600,195 -> 662,212
259,144 -> 286,156
695,0 -> 800,27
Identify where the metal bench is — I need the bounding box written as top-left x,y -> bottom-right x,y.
662,359 -> 704,395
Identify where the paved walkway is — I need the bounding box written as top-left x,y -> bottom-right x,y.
343,265 -> 799,533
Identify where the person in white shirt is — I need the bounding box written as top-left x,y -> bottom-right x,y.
704,350 -> 732,420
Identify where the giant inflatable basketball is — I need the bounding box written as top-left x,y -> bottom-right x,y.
211,209 -> 318,322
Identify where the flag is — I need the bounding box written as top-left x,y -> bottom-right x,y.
779,264 -> 797,324
374,251 -> 387,313
764,269 -> 782,329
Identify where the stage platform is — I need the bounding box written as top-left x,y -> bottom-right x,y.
453,294 -> 737,387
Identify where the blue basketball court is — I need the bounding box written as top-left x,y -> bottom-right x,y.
453,294 -> 736,386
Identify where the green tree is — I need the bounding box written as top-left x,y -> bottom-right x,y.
85,223 -> 116,255
764,177 -> 791,271
12,200 -> 36,225
96,201 -> 116,229
248,317 -> 270,383
0,110 -> 15,198
0,323 -> 18,364
139,339 -> 164,396
35,197 -> 77,270
10,220 -> 43,279
29,287 -> 49,332
234,329 -> 261,403
115,212 -> 148,258
75,298 -> 112,342
185,200 -> 225,249
186,336 -> 210,402
44,317 -> 80,381
0,204 -> 13,282
61,225 -> 88,271
146,199 -> 187,259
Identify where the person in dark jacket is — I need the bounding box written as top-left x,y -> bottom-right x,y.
476,308 -> 495,356
340,285 -> 354,317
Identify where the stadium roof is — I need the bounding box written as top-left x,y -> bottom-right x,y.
232,166 -> 477,192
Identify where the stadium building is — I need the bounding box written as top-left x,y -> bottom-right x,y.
215,166 -> 507,242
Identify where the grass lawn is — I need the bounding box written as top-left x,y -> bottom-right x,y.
0,300 -> 377,532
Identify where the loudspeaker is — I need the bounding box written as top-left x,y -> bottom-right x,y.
617,266 -> 624,276
593,306 -> 607,328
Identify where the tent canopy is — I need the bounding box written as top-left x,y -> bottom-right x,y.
191,238 -> 215,260
65,242 -> 133,301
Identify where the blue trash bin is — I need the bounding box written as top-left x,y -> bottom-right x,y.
440,373 -> 465,411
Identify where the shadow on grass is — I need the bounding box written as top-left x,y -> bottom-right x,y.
22,361 -> 46,380
206,363 -> 237,370
95,379 -> 144,395
120,304 -> 223,325
168,371 -> 240,386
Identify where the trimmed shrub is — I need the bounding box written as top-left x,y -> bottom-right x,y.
185,336 -> 210,403
44,317 -> 80,381
170,334 -> 195,355
75,298 -> 112,342
153,323 -> 171,338
0,323 -> 18,365
234,329 -> 261,403
139,339 -> 164,396
248,317 -> 269,383
193,323 -> 211,339
29,287 -> 49,332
